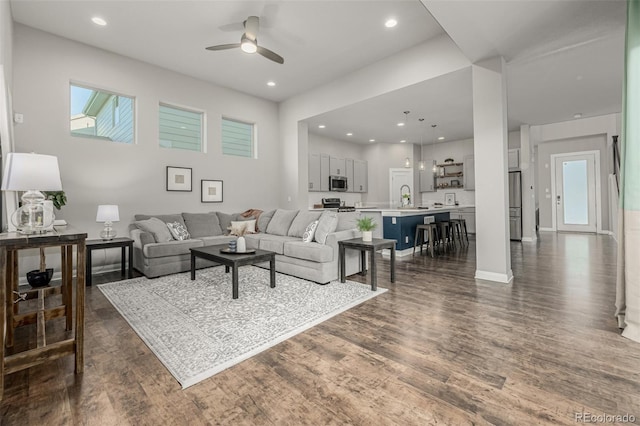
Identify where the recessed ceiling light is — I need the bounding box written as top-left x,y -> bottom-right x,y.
91,17 -> 107,26
369,139 -> 375,142
267,81 -> 276,87
574,113 -> 582,119
438,136 -> 445,140
385,18 -> 397,28
318,124 -> 326,129
346,132 -> 353,136
397,122 -> 405,127
400,139 -> 406,143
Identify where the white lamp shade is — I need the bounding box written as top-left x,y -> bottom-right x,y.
1,153 -> 63,191
96,205 -> 120,222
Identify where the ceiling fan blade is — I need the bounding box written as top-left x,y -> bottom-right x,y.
205,43 -> 241,51
257,46 -> 284,64
244,16 -> 259,40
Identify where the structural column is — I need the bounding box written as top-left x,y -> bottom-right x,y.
472,57 -> 513,283
520,124 -> 537,242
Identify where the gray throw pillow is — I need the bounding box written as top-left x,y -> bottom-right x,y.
314,211 -> 338,244
257,209 -> 276,233
135,217 -> 174,243
266,209 -> 299,236
216,212 -> 235,235
288,210 -> 323,237
182,212 -> 223,238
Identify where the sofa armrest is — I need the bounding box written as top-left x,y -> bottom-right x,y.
324,229 -> 360,249
130,228 -> 155,249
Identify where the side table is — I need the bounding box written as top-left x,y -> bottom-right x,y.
86,237 -> 133,286
338,237 -> 396,291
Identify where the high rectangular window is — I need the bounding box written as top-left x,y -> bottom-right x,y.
70,83 -> 134,144
221,118 -> 254,158
159,104 -> 203,152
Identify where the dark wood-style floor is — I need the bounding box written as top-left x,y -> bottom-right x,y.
2,233 -> 639,425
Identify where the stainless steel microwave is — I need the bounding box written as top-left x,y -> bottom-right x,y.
329,175 -> 348,192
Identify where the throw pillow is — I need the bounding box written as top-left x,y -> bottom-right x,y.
288,210 -> 323,237
135,217 -> 174,243
182,212 -> 223,238
314,211 -> 338,244
167,221 -> 190,241
229,220 -> 257,236
302,220 -> 319,243
265,209 -> 299,236
257,209 -> 276,232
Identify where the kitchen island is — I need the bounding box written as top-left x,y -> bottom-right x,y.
357,205 -> 474,256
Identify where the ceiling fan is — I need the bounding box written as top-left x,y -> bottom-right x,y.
205,16 -> 284,64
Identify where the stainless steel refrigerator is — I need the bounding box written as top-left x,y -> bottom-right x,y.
509,171 -> 522,241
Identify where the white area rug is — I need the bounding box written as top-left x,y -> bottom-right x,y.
98,266 -> 386,388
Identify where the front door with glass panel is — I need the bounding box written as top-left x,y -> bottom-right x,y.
554,153 -> 597,233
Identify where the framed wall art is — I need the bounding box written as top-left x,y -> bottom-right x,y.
201,179 -> 223,203
444,192 -> 456,206
166,166 -> 192,192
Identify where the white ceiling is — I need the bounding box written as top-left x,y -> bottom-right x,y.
9,0 -> 627,145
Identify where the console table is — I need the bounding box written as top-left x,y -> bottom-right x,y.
338,237 -> 396,291
86,237 -> 133,286
0,227 -> 87,401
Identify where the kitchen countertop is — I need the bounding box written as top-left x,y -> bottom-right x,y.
358,205 -> 475,217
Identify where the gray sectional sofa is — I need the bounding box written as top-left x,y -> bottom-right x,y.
129,209 -> 362,284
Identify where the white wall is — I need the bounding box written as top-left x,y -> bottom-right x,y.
363,142 -> 414,207
11,24 -> 281,271
0,0 -> 12,86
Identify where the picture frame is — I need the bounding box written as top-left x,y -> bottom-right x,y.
201,179 -> 223,203
166,166 -> 192,192
444,192 -> 456,206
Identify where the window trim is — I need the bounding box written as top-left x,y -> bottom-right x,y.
69,81 -> 136,144
159,101 -> 207,153
221,116 -> 256,159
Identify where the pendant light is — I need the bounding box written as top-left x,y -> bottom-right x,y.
402,111 -> 411,168
418,118 -> 425,171
431,124 -> 438,172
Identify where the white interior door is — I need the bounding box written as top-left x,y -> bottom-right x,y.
389,168 -> 413,207
554,153 -> 597,232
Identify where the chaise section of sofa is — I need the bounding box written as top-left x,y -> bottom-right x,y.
130,209 -> 362,283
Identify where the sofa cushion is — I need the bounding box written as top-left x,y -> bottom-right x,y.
258,235 -> 299,254
216,212 -> 251,235
135,217 -> 174,243
167,221 -> 190,240
287,210 -> 323,237
284,241 -> 334,263
266,209 -> 299,236
257,209 -> 276,232
336,211 -> 360,232
182,213 -> 223,238
134,214 -> 186,227
143,239 -> 204,258
314,211 -> 338,244
302,220 -> 319,243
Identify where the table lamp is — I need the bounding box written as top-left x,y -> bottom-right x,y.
1,153 -> 63,234
96,205 -> 119,240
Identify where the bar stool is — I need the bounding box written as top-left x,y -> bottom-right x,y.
436,221 -> 455,251
450,218 -> 469,246
413,223 -> 439,257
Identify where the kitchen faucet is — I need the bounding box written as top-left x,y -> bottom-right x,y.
400,184 -> 411,207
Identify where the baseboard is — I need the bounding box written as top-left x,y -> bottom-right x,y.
475,269 -> 514,284
521,236 -> 537,242
539,227 -> 555,232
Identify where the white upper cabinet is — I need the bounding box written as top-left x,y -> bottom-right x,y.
508,149 -> 520,170
330,157 -> 346,177
353,159 -> 367,193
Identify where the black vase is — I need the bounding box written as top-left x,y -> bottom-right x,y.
26,268 -> 54,288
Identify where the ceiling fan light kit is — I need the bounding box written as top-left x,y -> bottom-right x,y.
206,16 -> 284,64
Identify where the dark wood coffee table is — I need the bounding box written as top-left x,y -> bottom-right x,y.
190,245 -> 276,299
